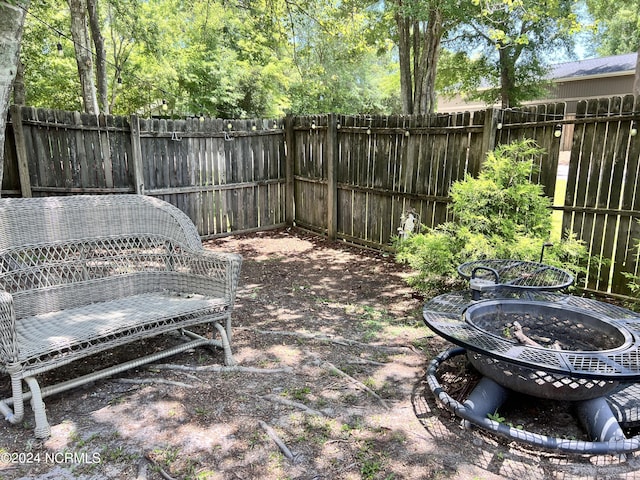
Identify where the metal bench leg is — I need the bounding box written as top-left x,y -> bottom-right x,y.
182,319 -> 236,366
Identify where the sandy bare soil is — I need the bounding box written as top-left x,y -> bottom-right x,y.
1,227 -> 640,479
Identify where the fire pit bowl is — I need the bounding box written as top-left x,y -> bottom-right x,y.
423,292 -> 640,398
464,300 -> 631,400
422,290 -> 640,453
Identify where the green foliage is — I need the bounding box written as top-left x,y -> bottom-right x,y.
451,140 -> 551,239
586,0 -> 640,56
623,221 -> 640,307
19,0 -> 399,117
394,139 -> 588,296
20,0 -> 84,110
443,0 -> 581,108
17,0 -> 598,117
285,0 -> 398,114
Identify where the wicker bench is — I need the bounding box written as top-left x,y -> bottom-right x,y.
0,195 -> 242,438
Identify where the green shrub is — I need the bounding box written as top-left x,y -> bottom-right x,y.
394,139 -> 588,297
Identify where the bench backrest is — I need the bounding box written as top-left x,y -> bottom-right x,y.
0,195 -> 203,252
0,195 -> 205,317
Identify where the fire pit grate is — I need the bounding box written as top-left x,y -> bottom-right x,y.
609,383 -> 640,426
458,259 -> 574,291
426,347 -> 640,454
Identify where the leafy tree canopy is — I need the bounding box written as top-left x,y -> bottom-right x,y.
439,0 -> 581,108
585,0 -> 640,56
20,0 -> 399,117
17,0 -> 607,117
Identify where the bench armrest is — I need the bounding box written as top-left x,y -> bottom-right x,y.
0,291 -> 19,364
173,251 -> 242,306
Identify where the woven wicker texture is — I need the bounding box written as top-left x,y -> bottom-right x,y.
13,292 -> 227,375
0,195 -> 242,437
0,195 -> 203,252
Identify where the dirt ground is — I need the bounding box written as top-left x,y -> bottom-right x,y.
2,227 -> 640,479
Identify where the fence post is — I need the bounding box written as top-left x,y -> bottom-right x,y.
129,115 -> 145,194
326,113 -> 338,240
481,108 -> 498,158
10,105 -> 32,198
284,114 -> 295,225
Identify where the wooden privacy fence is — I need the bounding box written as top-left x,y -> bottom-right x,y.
560,95 -> 640,296
287,105 -> 564,249
2,97 -> 640,297
3,106 -> 287,237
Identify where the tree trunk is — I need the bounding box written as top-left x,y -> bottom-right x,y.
13,59 -> 26,106
414,7 -> 442,114
0,0 -> 29,196
68,0 -> 99,114
498,46 -> 513,109
87,0 -> 108,114
395,9 -> 413,114
395,2 -> 443,115
412,19 -> 420,100
412,23 -> 424,114
634,43 -> 640,97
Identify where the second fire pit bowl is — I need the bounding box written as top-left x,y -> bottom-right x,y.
464,300 -> 632,401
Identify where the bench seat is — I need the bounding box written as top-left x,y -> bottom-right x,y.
12,291 -> 228,374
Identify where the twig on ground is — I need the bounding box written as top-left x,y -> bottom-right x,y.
250,328 -> 350,345
259,420 -> 295,461
113,378 -> 194,389
336,462 -> 358,474
135,459 -> 148,480
345,357 -> 387,366
262,393 -> 326,417
182,372 -> 201,382
325,439 -> 351,445
322,361 -> 391,409
149,363 -> 293,374
143,452 -> 176,480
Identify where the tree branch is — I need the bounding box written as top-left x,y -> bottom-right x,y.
323,361 -> 391,409
259,420 -> 295,461
149,363 -> 294,374
262,393 -> 327,417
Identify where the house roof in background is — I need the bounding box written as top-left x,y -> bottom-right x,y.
550,52 -> 637,81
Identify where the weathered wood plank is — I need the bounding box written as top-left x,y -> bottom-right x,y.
433,113 -> 451,226
596,97 -> 626,290
97,114 -> 113,189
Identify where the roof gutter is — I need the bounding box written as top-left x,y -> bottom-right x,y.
553,70 -> 635,83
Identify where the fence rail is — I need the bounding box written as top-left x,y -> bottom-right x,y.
2,96 -> 640,297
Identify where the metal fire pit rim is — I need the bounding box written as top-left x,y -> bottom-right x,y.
457,259 -> 574,291
423,291 -> 640,381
